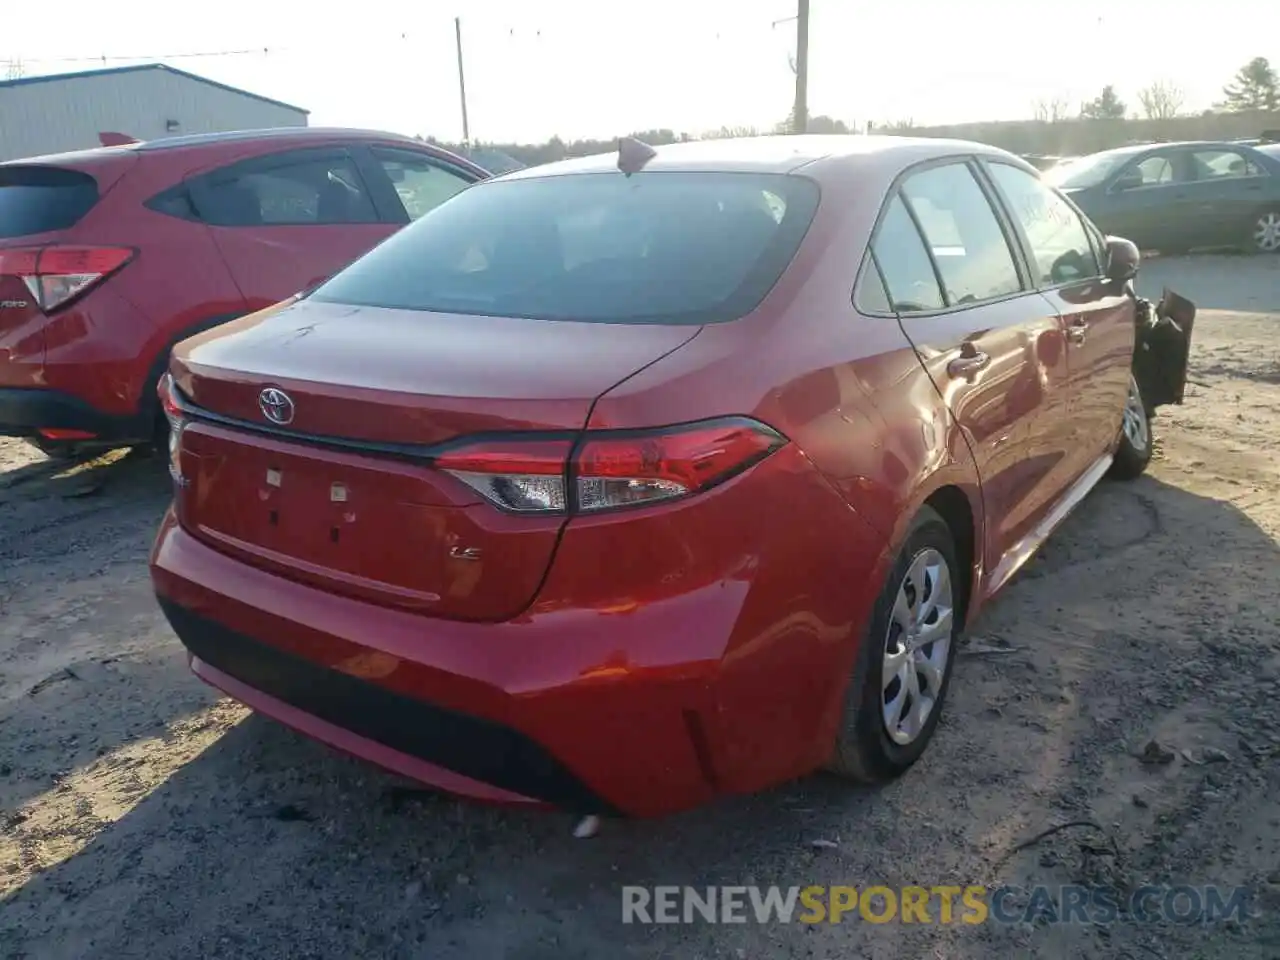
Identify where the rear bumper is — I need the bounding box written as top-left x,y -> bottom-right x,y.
159,597 -> 620,814
152,514 -> 740,817
150,444 -> 890,817
0,386 -> 144,441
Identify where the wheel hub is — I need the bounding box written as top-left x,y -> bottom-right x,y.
1122,376 -> 1149,451
882,547 -> 954,746
1255,212 -> 1280,253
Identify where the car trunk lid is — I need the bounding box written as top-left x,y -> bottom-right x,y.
169,298 -> 701,620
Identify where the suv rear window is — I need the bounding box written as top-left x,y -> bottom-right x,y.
0,166 -> 99,239
310,171 -> 821,324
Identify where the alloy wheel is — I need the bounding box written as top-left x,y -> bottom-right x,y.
882,547 -> 954,746
1122,376 -> 1150,452
1254,211 -> 1280,253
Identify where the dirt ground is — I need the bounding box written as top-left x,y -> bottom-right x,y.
1,254 -> 1277,960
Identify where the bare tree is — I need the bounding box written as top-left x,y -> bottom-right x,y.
871,118 -> 916,134
703,125 -> 763,140
1032,96 -> 1070,123
1137,80 -> 1185,120
3,58 -> 24,80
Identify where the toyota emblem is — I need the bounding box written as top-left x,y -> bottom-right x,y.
258,387 -> 295,425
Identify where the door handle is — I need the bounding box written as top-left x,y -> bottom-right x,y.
947,350 -> 990,378
1066,318 -> 1088,344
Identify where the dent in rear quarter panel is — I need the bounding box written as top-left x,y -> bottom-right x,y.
534,443 -> 888,796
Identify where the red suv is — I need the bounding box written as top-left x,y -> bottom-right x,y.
0,129 -> 488,457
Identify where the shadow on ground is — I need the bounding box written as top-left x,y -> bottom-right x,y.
2,471 -> 1277,960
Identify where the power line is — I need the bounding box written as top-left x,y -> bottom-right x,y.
8,18 -> 764,70
11,48 -> 278,65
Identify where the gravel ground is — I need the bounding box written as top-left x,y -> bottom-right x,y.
1,254 -> 1278,959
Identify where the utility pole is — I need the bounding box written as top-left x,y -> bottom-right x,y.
793,0 -> 809,134
454,17 -> 471,146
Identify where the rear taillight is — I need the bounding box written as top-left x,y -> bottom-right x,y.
0,245 -> 134,313
434,418 -> 786,515
158,374 -> 187,486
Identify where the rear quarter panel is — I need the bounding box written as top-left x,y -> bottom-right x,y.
587,161 -> 989,769
44,152 -> 247,417
591,163 -> 986,604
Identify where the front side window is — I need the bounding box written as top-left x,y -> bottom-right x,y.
1120,154 -> 1181,188
373,149 -> 474,221
199,154 -> 378,226
900,163 -> 1022,305
311,171 -> 820,325
987,163 -> 1100,285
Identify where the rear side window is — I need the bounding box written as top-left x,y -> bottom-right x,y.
311,171 -> 821,324
0,166 -> 99,239
198,155 -> 378,226
869,194 -> 945,312
900,163 -> 1023,305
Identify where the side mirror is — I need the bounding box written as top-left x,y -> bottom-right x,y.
1104,236 -> 1140,283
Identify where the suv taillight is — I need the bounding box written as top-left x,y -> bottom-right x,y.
158,374 -> 186,487
434,417 -> 786,515
0,245 -> 134,313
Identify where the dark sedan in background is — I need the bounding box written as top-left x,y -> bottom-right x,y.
1046,140 -> 1280,254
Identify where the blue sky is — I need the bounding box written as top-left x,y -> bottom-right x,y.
5,0 -> 1276,143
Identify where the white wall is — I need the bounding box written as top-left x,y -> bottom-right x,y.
0,67 -> 307,162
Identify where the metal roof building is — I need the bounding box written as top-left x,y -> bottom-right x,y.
0,64 -> 308,162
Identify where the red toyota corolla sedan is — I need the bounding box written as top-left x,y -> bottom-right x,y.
150,135 -> 1194,818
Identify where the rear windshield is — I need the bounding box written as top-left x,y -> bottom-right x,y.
0,166 -> 99,239
311,171 -> 821,324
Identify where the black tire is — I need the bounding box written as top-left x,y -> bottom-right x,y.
1248,208 -> 1280,254
1108,374 -> 1153,481
827,505 -> 960,783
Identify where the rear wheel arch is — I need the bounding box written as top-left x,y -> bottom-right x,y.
135,311 -> 246,443
921,485 -> 977,631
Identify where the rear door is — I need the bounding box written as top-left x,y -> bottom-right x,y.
872,159 -> 1075,573
983,160 -> 1134,479
1183,146 -> 1274,246
189,147 -> 394,311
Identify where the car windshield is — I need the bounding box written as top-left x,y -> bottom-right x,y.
1044,151 -> 1132,189
310,170 -> 820,325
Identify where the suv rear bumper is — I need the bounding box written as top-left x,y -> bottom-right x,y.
0,387 -> 147,442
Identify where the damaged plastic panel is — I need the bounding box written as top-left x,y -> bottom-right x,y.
1133,287 -> 1196,410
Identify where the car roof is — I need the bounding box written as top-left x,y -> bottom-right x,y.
1081,140 -> 1262,161
497,135 -> 1025,181
0,127 -> 425,168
